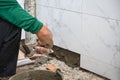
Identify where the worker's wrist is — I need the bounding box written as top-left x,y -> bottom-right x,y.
35,25 -> 53,48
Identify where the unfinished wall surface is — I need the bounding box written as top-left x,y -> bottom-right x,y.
36,0 -> 120,80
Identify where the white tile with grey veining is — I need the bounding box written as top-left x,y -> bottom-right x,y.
36,1 -> 120,68
17,0 -> 24,8
36,0 -> 82,12
81,54 -> 120,80
38,0 -> 120,66
36,5 -> 88,54
111,41 -> 120,69
82,14 -> 120,68
36,1 -> 120,80
82,0 -> 120,20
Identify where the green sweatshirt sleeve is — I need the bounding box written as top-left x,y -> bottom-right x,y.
0,0 -> 43,34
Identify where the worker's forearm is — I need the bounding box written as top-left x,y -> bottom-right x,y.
0,0 -> 43,33
0,0 -> 53,48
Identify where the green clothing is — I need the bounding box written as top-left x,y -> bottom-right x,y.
0,0 -> 43,33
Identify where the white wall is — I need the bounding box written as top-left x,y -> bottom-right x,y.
17,0 -> 25,39
36,0 -> 120,80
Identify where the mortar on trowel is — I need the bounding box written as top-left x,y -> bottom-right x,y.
30,46 -> 54,60
17,45 -> 54,66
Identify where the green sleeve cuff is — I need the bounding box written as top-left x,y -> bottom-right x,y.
30,19 -> 43,34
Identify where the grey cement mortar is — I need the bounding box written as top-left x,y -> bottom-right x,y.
17,56 -> 108,80
0,44 -> 108,80
0,56 -> 108,80
34,57 -> 108,80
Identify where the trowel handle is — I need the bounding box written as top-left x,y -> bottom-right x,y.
56,69 -> 63,79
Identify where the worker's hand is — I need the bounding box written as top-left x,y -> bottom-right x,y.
33,46 -> 51,54
35,25 -> 53,48
33,41 -> 52,54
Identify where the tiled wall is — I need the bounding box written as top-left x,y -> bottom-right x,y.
36,0 -> 120,80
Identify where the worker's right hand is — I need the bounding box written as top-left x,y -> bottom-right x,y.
35,25 -> 53,48
33,40 -> 53,54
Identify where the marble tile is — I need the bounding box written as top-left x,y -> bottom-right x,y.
17,0 -> 24,8
36,5 -> 85,53
82,14 -> 120,68
111,47 -> 120,69
36,2 -> 120,65
36,0 -> 82,12
82,0 -> 120,20
37,0 -> 120,20
36,2 -> 120,80
21,29 -> 25,39
81,54 -> 120,80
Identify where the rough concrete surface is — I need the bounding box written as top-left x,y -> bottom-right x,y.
17,56 -> 107,80
35,57 -> 107,80
0,44 -> 108,80
0,56 -> 108,80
